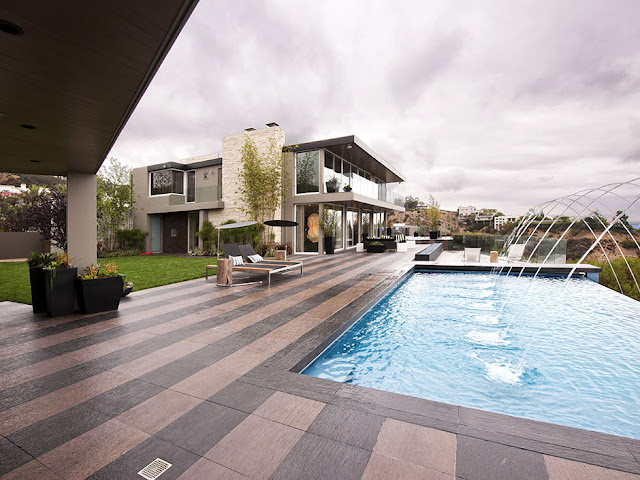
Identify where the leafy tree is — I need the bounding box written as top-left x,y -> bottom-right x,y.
22,185 -> 67,249
196,221 -> 216,250
97,158 -> 134,250
404,196 -> 421,211
236,135 -> 288,239
425,194 -> 441,230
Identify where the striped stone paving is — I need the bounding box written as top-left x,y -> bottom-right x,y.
1,251 -> 639,479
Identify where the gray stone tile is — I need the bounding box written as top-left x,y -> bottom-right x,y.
458,425 -> 640,475
8,404 -> 111,457
459,406 -> 631,457
0,362 -> 107,411
82,379 -> 164,417
271,432 -> 371,480
307,404 -> 384,451
0,436 -> 35,476
88,435 -> 199,480
155,401 -> 247,456
456,435 -> 549,480
207,380 -> 275,414
138,358 -> 204,388
333,383 -> 459,433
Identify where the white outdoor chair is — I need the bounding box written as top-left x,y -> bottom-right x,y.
463,248 -> 481,262
507,244 -> 526,262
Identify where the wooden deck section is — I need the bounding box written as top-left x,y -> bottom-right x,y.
0,250 -> 638,479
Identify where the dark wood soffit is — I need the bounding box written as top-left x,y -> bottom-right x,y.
0,0 -> 199,176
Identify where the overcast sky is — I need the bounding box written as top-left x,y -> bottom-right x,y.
107,0 -> 640,215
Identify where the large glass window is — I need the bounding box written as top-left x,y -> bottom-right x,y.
373,212 -> 385,237
296,151 -> 320,194
361,211 -> 371,241
296,204 -> 319,252
346,209 -> 358,247
186,171 -> 195,202
325,204 -> 343,250
150,170 -> 184,195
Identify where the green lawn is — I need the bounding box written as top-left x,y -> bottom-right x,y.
0,255 -> 217,305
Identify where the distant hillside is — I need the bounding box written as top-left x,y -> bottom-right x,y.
0,172 -> 66,188
389,209 -> 458,233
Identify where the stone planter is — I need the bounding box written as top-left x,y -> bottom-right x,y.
324,236 -> 335,254
44,268 -> 77,317
29,267 -> 47,313
76,276 -> 123,314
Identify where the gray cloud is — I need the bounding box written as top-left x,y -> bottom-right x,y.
108,0 -> 640,216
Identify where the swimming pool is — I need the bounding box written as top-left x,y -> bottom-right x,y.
302,271 -> 640,439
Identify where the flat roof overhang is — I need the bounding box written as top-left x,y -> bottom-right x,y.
0,0 -> 199,176
292,192 -> 404,213
286,135 -> 406,184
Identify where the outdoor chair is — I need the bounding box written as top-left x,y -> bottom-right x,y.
213,243 -> 303,285
463,247 -> 481,262
507,244 -> 526,262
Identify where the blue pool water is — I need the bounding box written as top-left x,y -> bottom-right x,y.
303,272 -> 640,439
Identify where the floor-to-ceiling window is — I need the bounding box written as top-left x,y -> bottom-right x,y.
372,212 -> 385,237
296,151 -> 320,194
295,204 -> 319,253
324,204 -> 343,250
346,209 -> 357,248
361,211 -> 371,241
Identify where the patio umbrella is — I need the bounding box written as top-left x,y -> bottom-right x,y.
264,220 -> 298,227
215,221 -> 258,259
264,219 -> 298,248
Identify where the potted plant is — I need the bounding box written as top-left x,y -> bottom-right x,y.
325,176 -> 338,193
343,184 -> 352,192
122,281 -> 134,297
43,253 -> 77,317
366,241 -> 385,253
76,263 -> 125,314
27,251 -> 56,313
319,207 -> 340,254
426,194 -> 441,239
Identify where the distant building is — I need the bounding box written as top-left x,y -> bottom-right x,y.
458,206 -> 477,217
494,215 -> 518,230
0,184 -> 27,197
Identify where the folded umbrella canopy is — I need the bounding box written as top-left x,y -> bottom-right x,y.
264,220 -> 298,227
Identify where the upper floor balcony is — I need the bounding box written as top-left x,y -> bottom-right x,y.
288,136 -> 405,211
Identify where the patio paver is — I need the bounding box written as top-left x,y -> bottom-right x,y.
0,250 -> 639,479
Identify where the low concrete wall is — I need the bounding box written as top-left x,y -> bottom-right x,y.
0,232 -> 46,259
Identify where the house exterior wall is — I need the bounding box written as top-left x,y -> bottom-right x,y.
131,125 -> 404,254
208,126 -> 286,242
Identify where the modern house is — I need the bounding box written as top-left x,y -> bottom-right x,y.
132,124 -> 405,254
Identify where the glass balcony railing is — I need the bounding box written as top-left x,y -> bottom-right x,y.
195,185 -> 221,203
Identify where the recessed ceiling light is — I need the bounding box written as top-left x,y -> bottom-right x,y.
20,124 -> 36,129
30,160 -> 40,163
0,20 -> 24,36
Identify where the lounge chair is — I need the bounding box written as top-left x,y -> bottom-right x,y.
507,244 -> 525,262
463,247 -> 481,262
216,243 -> 303,285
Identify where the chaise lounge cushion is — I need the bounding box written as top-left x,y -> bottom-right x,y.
229,255 -> 244,266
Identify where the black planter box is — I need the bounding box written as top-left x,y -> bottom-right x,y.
429,230 -> 441,239
29,267 -> 47,313
76,276 -> 124,314
366,244 -> 385,253
324,236 -> 335,254
44,268 -> 77,317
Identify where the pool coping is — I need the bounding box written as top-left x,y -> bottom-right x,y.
239,264 -> 640,475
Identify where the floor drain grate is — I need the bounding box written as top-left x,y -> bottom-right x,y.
138,458 -> 172,480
